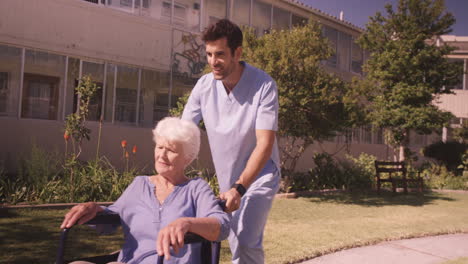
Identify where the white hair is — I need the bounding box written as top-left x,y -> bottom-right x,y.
152,117 -> 200,165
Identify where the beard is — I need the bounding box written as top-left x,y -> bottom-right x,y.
211,61 -> 235,80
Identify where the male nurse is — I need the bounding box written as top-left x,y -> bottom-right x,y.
182,19 -> 280,264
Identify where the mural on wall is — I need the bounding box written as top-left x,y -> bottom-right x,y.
172,30 -> 207,81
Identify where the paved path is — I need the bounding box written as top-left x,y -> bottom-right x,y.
301,233 -> 468,264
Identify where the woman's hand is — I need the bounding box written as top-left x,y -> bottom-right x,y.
60,202 -> 102,229
157,218 -> 192,260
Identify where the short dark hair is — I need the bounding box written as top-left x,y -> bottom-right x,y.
202,19 -> 243,55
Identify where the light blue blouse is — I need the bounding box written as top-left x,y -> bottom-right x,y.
101,176 -> 230,264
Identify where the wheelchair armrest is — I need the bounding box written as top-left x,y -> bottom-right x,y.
84,213 -> 121,225
56,213 -> 120,264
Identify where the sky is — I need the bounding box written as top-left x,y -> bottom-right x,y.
299,0 -> 468,36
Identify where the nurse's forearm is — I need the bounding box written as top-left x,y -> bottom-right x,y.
236,130 -> 275,189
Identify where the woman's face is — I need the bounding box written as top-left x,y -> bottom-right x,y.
154,137 -> 187,176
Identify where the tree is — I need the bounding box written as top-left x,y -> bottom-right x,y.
171,23 -> 363,191
357,0 -> 460,161
453,120 -> 468,143
242,23 -> 363,182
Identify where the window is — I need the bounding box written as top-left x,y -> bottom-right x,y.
104,64 -> 116,122
81,61 -> 105,121
272,7 -> 290,30
0,44 -> 21,117
21,73 -> 60,120
205,0 -> 227,27
139,70 -> 170,127
115,87 -> 138,123
292,14 -> 307,27
106,0 -> 141,13
338,32 -> 351,72
0,72 -> 9,113
362,125 -> 372,144
233,0 -> 251,27
352,127 -> 361,143
115,65 -> 139,124
64,58 -> 80,118
252,0 -> 271,36
23,49 -> 65,120
82,0 -> 106,4
351,37 -> 363,74
322,25 -> 338,67
161,0 -> 201,30
374,127 -> 384,144
446,59 -> 464,90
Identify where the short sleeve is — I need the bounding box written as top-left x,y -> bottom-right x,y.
181,78 -> 203,125
193,179 -> 231,241
255,79 -> 279,131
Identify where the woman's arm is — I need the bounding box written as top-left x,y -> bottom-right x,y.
60,202 -> 104,229
156,216 -> 220,260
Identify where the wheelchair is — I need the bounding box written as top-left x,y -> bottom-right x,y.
56,201 -> 226,264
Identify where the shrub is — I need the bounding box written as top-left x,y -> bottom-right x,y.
342,153 -> 376,190
309,153 -> 345,190
279,152 -> 377,193
186,166 -> 219,196
422,163 -> 468,190
422,141 -> 467,171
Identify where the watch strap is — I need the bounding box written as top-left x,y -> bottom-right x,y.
232,183 -> 246,197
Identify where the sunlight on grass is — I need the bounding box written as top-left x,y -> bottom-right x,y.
1,191 -> 468,264
442,257 -> 468,264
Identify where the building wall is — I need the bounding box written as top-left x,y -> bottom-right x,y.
0,0 -> 173,71
0,0 -> 393,174
0,118 -> 214,173
436,90 -> 468,119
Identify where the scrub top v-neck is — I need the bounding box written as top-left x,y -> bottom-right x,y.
182,62 -> 280,192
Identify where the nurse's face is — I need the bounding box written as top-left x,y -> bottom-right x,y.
205,37 -> 241,80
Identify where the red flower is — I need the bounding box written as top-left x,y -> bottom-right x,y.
132,145 -> 137,154
121,140 -> 127,148
125,151 -> 129,159
64,131 -> 70,141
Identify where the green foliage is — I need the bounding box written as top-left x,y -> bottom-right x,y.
422,163 -> 468,190
282,152 -> 376,193
0,148 -> 139,204
357,0 -> 458,158
45,157 -> 138,203
342,153 -> 377,190
64,75 -> 100,156
422,141 -> 468,171
186,166 -> 220,196
243,23 -> 362,142
242,23 -> 364,181
460,150 -> 468,172
0,77 -> 141,204
17,143 -> 61,189
453,120 -> 468,143
169,92 -> 190,118
309,153 -> 344,190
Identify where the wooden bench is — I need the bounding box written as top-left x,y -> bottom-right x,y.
374,161 -> 423,193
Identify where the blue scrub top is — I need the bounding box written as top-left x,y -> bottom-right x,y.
182,62 -> 281,192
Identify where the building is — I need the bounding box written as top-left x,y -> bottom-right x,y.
434,35 -> 468,142
2,0 -> 451,174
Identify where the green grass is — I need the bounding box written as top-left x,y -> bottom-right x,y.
1,191 -> 468,264
442,257 -> 468,264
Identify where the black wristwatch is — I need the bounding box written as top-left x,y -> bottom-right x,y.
231,183 -> 247,197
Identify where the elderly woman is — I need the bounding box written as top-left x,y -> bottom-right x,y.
61,117 -> 230,264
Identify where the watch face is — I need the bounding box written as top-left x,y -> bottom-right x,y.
234,184 -> 246,196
